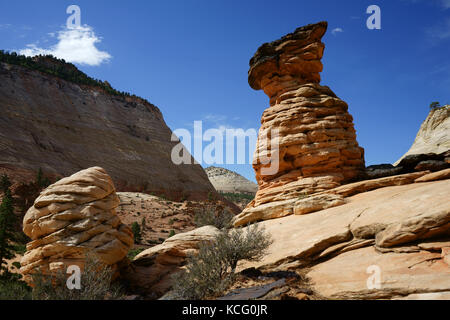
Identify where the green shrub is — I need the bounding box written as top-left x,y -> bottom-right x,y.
214,224 -> 273,273
0,174 -> 11,193
429,101 -> 441,110
0,175 -> 21,278
171,240 -> 232,300
220,192 -> 254,202
0,276 -> 31,300
0,50 -> 154,106
31,253 -> 123,300
168,230 -> 176,238
194,206 -> 234,230
219,192 -> 254,208
36,168 -> 51,189
12,244 -> 26,255
127,248 -> 145,260
171,223 -> 272,300
131,222 -> 142,243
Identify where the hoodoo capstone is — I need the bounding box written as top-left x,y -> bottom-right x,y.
233,22 -> 365,226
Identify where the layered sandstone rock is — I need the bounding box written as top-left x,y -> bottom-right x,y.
233,171 -> 431,227
308,246 -> 450,299
233,22 -> 365,226
415,168 -> 450,182
128,170 -> 450,300
20,167 -> 133,282
126,226 -> 220,298
236,177 -> 450,299
0,61 -> 215,200
395,105 -> 449,165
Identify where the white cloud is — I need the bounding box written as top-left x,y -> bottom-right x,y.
203,114 -> 228,123
202,115 -> 250,137
331,27 -> 343,35
406,0 -> 450,9
426,17 -> 450,41
19,25 -> 111,66
441,0 -> 450,8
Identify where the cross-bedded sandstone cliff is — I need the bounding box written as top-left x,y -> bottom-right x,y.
0,61 -> 215,200
233,22 -> 365,226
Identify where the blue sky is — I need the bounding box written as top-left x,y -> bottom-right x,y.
1,0 -> 449,182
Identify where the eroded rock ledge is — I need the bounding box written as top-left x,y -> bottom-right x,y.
236,174 -> 450,299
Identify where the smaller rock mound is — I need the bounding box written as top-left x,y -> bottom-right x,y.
20,167 -> 133,282
205,167 -> 257,194
127,226 -> 220,299
395,105 -> 449,165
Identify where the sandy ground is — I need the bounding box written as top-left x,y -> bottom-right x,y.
116,192 -> 231,247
